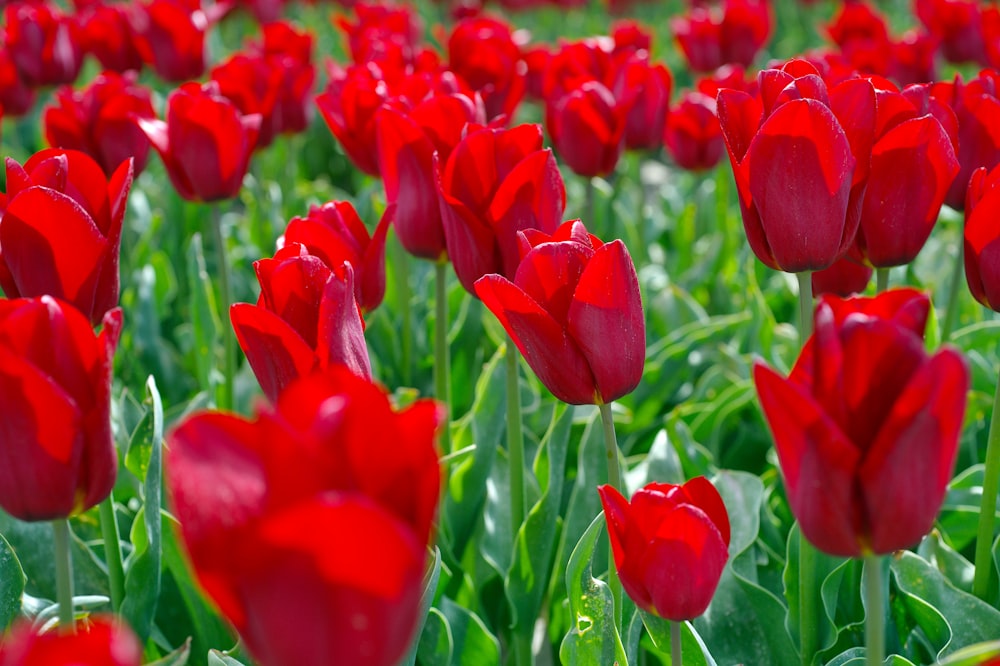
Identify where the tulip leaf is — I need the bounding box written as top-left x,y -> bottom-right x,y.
784,524 -> 847,657
122,376 -> 164,642
938,465 -> 987,552
558,514 -> 628,666
641,612 -> 718,665
400,546 -> 443,666
416,607 -> 453,665
916,531 -> 974,594
207,651 -> 246,666
891,550 -> 1000,658
186,233 -> 221,398
506,404 -> 571,633
480,442 -> 512,578
694,471 -> 798,666
824,650 -> 916,666
815,557 -> 865,662
625,427 -> 685,490
935,640 -> 1000,665
143,637 -> 191,665
439,597 -> 501,666
0,531 -> 24,630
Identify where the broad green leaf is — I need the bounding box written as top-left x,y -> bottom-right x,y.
416,608 -> 453,666
916,531 -> 974,594
121,377 -> 164,643
938,465 -> 986,552
207,651 -> 247,666
400,547 -> 443,666
784,524 -> 845,657
642,612 -> 718,666
816,557 -> 864,662
625,428 -> 685,490
892,550 -> 1000,658
186,233 -> 221,399
144,638 -> 191,666
558,515 -> 627,666
0,532 -> 24,630
935,640 -> 1000,665
439,597 -> 501,666
480,446 -> 512,578
825,651 -> 916,666
506,404 -> 571,632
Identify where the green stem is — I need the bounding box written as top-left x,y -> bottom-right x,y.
433,261 -> 452,453
210,206 -> 234,411
876,267 -> 890,294
514,633 -> 533,666
585,177 -> 596,226
98,494 -> 125,612
864,554 -> 885,666
506,335 -> 526,534
599,402 -> 624,630
797,271 -> 814,345
52,519 -> 75,634
799,537 -> 819,666
941,239 -> 965,343
973,363 -> 1000,600
393,238 -> 413,386
670,620 -> 682,666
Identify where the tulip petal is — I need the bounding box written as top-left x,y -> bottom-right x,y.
316,264 -> 371,381
231,303 -> 317,403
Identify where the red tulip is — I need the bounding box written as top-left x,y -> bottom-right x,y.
316,63 -> 391,177
717,60 -> 876,272
545,80 -> 629,178
598,477 -> 730,621
664,90 -> 724,171
0,48 -> 35,117
811,256 -> 873,297
522,44 -> 552,101
475,220 -> 644,405
279,201 -> 392,313
754,289 -> 968,556
0,617 -> 141,666
541,38 -> 618,102
611,20 -> 652,55
617,55 -> 672,151
137,81 -> 261,202
0,297 -> 121,522
4,2 -> 84,87
671,0 -> 771,73
78,2 -> 143,73
916,0 -> 986,65
43,71 -> 155,177
447,15 -> 527,121
335,1 -> 424,68
211,52 -> 283,149
130,0 -> 214,82
890,30 -> 939,86
254,21 -> 315,136
964,164 -> 1000,311
166,369 -> 442,666
826,1 -> 893,77
230,244 -> 371,403
0,149 -> 132,326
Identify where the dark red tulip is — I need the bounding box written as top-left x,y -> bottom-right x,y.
890,30 -> 939,86
754,289 -> 968,557
447,15 -> 527,122
617,55 -> 672,151
964,164 -> 1000,311
915,0 -> 986,65
541,38 -> 618,102
230,244 -> 371,403
335,1 -> 424,68
166,368 -> 442,666
137,81 -> 261,202
611,20 -> 652,55
671,0 -> 771,73
79,2 -> 143,73
438,123 -> 565,294
664,90 -> 724,171
280,201 -> 392,313
522,44 -> 552,101
545,80 -> 629,178
811,256 -> 873,298
376,88 -> 485,260
475,220 -> 644,405
717,60 -> 876,272
826,1 -> 893,77
211,52 -> 283,149
0,617 -> 141,665
1,149 -> 132,326
599,478 -> 730,621
129,0 -> 214,82
0,48 -> 35,117
254,21 -> 315,136
0,297 -> 121,522
43,71 -> 155,177
317,63 -> 391,176
4,2 -> 84,87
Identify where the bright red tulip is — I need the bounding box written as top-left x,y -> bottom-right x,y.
599,477 -> 730,621
211,52 -> 283,149
0,48 -> 35,117
0,297 -> 121,522
545,80 -> 629,178
438,123 -> 565,294
890,30 -> 939,86
0,617 -> 141,665
254,21 -> 315,136
335,1 -> 425,69
447,16 -> 527,122
230,244 -> 371,403
671,0 -> 771,73
4,2 -> 83,87
475,220 -> 644,405
717,60 -> 876,272
916,0 -> 987,65
0,149 -> 132,326
964,164 -> 1000,311
43,72 -> 155,177
664,90 -> 724,171
166,369 -> 442,666
826,1 -> 893,77
279,201 -> 393,313
79,2 -> 143,73
129,0 -> 220,82
754,289 -> 968,557
137,81 -> 260,202
317,63 -> 391,177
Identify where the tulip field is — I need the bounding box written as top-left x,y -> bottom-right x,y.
7,0 -> 1000,664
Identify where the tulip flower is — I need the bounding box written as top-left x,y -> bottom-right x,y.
211,52 -> 283,149
916,0 -> 987,65
446,16 -> 527,121
137,81 -> 260,202
545,80 -> 629,178
717,60 -> 876,273
0,149 -> 132,326
0,617 -> 141,666
279,201 -> 392,313
671,0 -> 771,73
598,478 -> 730,621
826,2 -> 893,77
475,219 -> 644,405
0,297 -> 121,522
664,90 -> 724,171
254,21 -> 315,136
130,0 -> 229,82
316,63 -> 391,177
964,164 -> 1000,311
4,2 -> 83,88
336,1 -> 425,68
617,55 -> 673,151
438,123 -> 565,294
811,256 -> 873,297
43,72 -> 155,177
754,289 -> 968,557
78,2 -> 144,73
0,48 -> 35,118
230,244 -> 371,403
166,369 -> 442,666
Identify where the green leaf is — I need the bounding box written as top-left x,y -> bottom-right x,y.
784,524 -> 845,656
143,638 -> 191,666
186,233 -> 221,396
815,556 -> 865,662
558,514 -> 627,666
641,612 -> 718,665
207,651 -> 247,666
935,640 -> 1000,665
439,597 -> 501,666
400,547 -> 443,666
506,404 -> 571,632
416,608 -> 453,666
121,377 -> 164,643
891,550 -> 1000,658
824,649 -> 916,666
0,532 -> 24,630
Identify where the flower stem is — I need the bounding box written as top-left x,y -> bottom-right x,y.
796,271 -> 814,344
670,620 -> 682,666
52,519 -> 75,634
210,206 -> 234,411
864,554 -> 885,666
599,402 -> 624,630
434,261 -> 452,453
941,239 -> 965,343
98,494 -> 125,612
392,238 -> 413,386
506,335 -> 525,534
876,267 -> 889,294
973,362 -> 1000,600
799,537 -> 819,666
